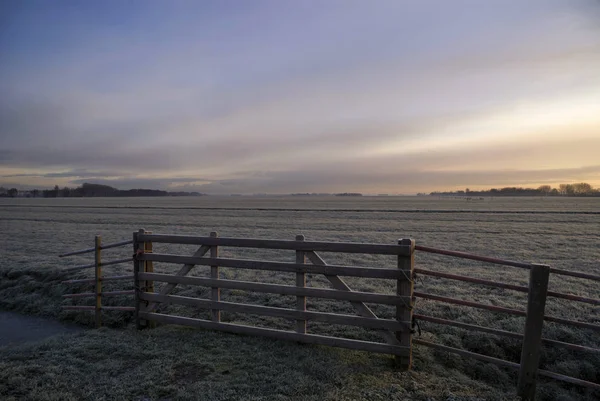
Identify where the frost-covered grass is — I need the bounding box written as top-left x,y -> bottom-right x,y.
0,196 -> 598,400
0,325 -> 517,401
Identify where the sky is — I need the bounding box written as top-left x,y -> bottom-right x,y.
1,0 -> 599,194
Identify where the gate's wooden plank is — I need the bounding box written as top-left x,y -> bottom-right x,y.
141,253 -> 402,279
140,311 -> 411,356
140,292 -> 409,331
145,245 -> 210,313
138,234 -> 411,255
139,272 -> 410,305
305,251 -> 400,346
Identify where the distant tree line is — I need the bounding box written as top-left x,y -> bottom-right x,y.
0,183 -> 206,198
430,183 -> 600,197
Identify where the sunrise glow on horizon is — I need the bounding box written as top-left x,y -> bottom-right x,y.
1,1 -> 599,194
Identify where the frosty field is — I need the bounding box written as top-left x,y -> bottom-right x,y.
0,196 -> 598,400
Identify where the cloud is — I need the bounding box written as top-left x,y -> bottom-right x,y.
1,1 -> 600,193
0,169 -> 119,179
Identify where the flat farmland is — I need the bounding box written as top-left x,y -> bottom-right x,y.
0,196 -> 598,400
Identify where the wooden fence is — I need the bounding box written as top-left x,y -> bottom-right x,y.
58,230 -> 600,400
59,236 -> 135,327
411,245 -> 600,400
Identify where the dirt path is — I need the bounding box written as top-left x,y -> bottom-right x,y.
0,311 -> 83,347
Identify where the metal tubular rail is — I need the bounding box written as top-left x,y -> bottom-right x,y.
414,245 -> 535,269
414,291 -> 527,316
59,239 -> 132,257
414,314 -> 600,354
414,268 -> 599,305
414,268 -> 529,292
415,244 -> 600,282
64,257 -> 132,272
62,275 -> 134,285
413,339 -> 600,389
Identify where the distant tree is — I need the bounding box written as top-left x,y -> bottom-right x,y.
61,187 -> 71,197
558,184 -> 574,196
537,185 -> 552,195
8,188 -> 18,198
572,182 -> 592,195
32,189 -> 40,198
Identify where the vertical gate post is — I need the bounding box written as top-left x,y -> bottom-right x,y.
133,228 -> 147,329
144,231 -> 154,328
517,264 -> 550,400
94,235 -> 102,328
295,235 -> 307,334
397,238 -> 415,370
144,231 -> 154,294
210,231 -> 220,322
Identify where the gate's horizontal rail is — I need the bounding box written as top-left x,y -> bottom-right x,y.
139,254 -> 405,279
140,311 -> 410,356
138,272 -> 410,305
140,292 -> 410,331
138,234 -> 411,255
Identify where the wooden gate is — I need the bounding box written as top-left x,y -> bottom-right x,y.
133,229 -> 416,369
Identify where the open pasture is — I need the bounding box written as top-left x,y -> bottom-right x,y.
0,196 -> 598,400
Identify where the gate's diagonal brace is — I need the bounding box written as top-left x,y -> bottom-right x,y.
145,245 -> 211,313
305,251 -> 401,346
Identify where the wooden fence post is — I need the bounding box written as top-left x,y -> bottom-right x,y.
144,231 -> 154,328
144,231 -> 154,294
134,229 -> 147,330
397,238 -> 415,370
94,235 -> 102,328
296,234 -> 307,334
210,231 -> 220,322
517,264 -> 550,401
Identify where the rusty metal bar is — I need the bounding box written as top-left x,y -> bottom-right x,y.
548,267 -> 600,282
62,275 -> 134,285
415,245 -> 535,269
414,291 -> 527,316
415,314 -> 600,354
414,268 -> 529,292
543,315 -> 600,332
546,290 -> 600,306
